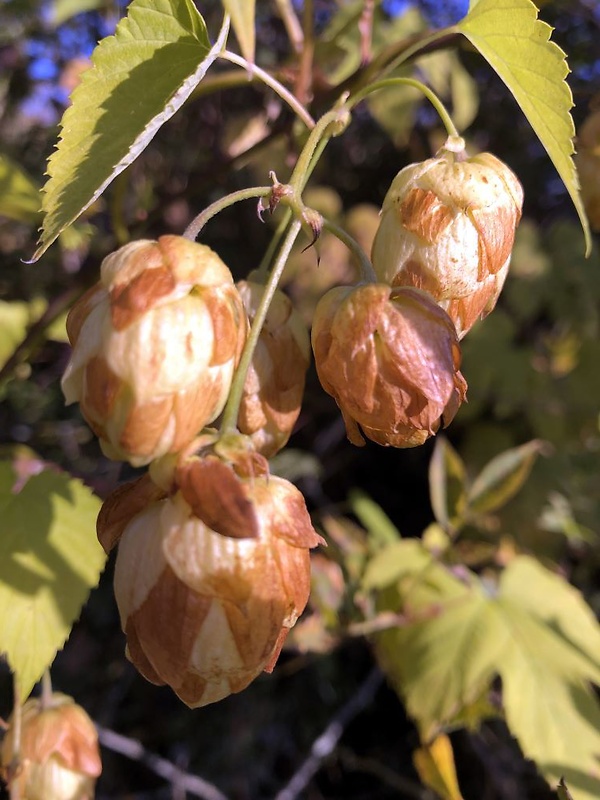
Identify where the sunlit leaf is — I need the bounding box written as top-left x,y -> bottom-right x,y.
376,588 -> 505,736
429,437 -> 467,533
0,299 -> 49,371
33,0 -> 229,261
467,440 -> 544,515
0,461 -> 105,700
457,0 -> 591,255
0,154 -> 40,224
349,489 -> 400,548
501,556 -> 600,676
413,734 -> 464,800
48,0 -> 103,26
557,778 -> 576,800
362,539 -> 431,591
222,0 -> 255,64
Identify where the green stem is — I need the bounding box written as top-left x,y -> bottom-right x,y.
273,0 -> 304,53
183,186 -> 272,241
220,220 -> 302,433
40,670 -> 53,710
322,218 -> 376,282
254,106 -> 351,278
342,27 -> 458,98
349,76 -> 459,138
220,50 -> 316,130
254,209 -> 292,281
288,103 -> 350,190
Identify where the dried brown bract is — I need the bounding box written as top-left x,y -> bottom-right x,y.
236,280 -> 311,457
311,283 -> 467,447
1,693 -> 101,800
97,449 -> 323,708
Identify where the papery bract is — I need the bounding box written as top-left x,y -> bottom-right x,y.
371,138 -> 523,338
311,283 -> 466,447
0,693 -> 101,800
62,236 -> 246,466
97,453 -> 323,708
236,280 -> 310,457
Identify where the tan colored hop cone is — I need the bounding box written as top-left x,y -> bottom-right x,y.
97,453 -> 324,708
371,137 -> 523,338
61,236 -> 246,466
575,109 -> 600,231
311,283 -> 467,447
1,693 -> 101,800
236,280 -> 310,458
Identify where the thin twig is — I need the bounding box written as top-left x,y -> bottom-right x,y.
337,746 -> 429,799
220,50 -> 315,129
95,725 -> 229,800
274,668 -> 384,800
273,0 -> 304,54
294,0 -> 314,106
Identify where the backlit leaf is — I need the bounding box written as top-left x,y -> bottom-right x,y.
429,437 -> 467,533
33,0 -> 228,261
222,0 -> 255,64
501,556 -> 600,676
349,489 -> 400,548
457,0 -> 591,255
0,460 -> 105,700
467,440 -> 544,515
413,734 -> 464,800
0,154 -> 40,224
557,778 -> 575,800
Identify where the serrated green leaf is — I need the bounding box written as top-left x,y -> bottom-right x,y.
349,489 -> 400,548
376,587 -> 506,735
457,0 -> 592,256
501,556 -> 600,677
557,779 -> 575,800
0,461 -> 105,700
362,540 -> 429,590
222,0 -> 255,64
33,0 -> 229,261
0,154 -> 41,224
500,632 -> 600,800
429,437 -> 467,533
48,0 -> 103,26
467,440 -> 544,516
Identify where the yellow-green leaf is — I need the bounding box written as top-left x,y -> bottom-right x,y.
0,460 -> 105,700
349,489 -> 400,548
467,440 -> 544,516
457,0 -> 592,255
0,154 -> 40,224
429,437 -> 467,533
33,0 -> 229,262
222,0 -> 255,64
413,734 -> 464,800
557,778 -> 576,800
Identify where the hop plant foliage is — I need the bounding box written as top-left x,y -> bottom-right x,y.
0,0 -> 597,797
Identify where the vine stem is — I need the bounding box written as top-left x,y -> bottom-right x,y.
40,670 -> 53,710
273,0 -> 304,54
183,186 -> 272,241
219,220 -> 302,433
349,76 -> 459,138
322,218 -> 377,283
289,102 -> 350,190
219,50 -> 316,130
